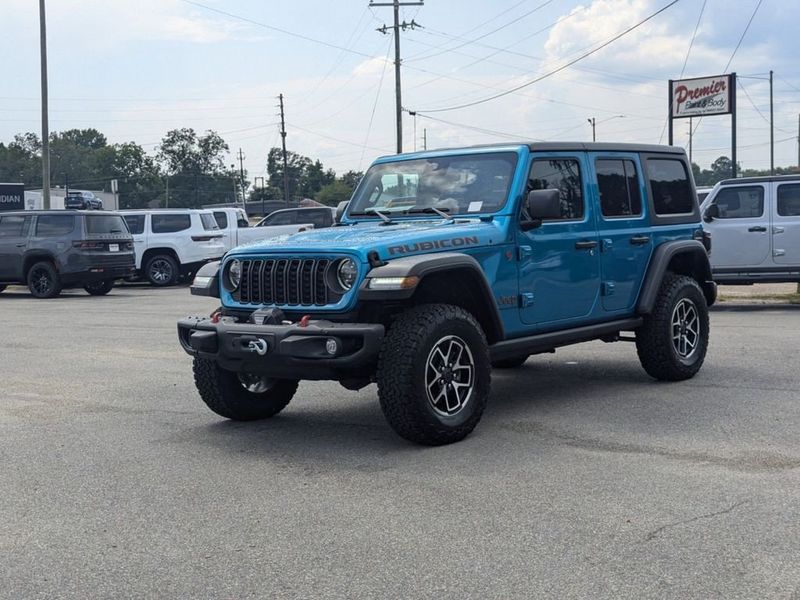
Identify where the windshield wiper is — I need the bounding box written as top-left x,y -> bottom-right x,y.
350,208 -> 394,225
405,206 -> 454,223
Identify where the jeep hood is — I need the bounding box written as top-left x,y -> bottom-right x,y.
229,218 -> 507,262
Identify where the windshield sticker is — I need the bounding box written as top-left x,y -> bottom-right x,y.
467,201 -> 483,212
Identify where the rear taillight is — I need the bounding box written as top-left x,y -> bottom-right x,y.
72,241 -> 104,249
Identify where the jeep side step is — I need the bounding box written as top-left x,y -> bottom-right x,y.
489,317 -> 643,361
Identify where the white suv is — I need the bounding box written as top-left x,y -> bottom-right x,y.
700,175 -> 800,284
119,209 -> 225,286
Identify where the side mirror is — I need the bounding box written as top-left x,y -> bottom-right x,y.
522,189 -> 561,230
335,200 -> 349,223
703,204 -> 719,222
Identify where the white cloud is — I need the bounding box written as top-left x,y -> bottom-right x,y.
353,56 -> 392,77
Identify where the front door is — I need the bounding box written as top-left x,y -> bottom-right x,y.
706,184 -> 770,268
0,214 -> 31,280
590,153 -> 653,312
518,154 -> 600,327
773,182 -> 800,266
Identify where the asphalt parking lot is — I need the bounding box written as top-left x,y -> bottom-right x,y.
2,285 -> 799,599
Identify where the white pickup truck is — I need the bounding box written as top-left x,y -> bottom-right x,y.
210,207 -> 313,251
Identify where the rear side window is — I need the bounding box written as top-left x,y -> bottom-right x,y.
0,215 -> 31,237
528,159 -> 584,220
200,213 -> 219,231
712,186 -> 764,218
647,159 -> 694,215
596,159 -> 642,217
777,184 -> 800,217
263,211 -> 296,226
213,211 -> 228,229
151,214 -> 191,233
36,215 -> 75,237
85,215 -> 128,234
123,215 -> 145,235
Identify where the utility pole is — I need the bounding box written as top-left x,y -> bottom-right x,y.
409,110 -> 417,151
237,148 -> 246,206
39,0 -> 50,209
372,0 -> 423,154
278,93 -> 290,207
64,173 -> 69,198
797,113 -> 800,170
769,70 -> 774,175
588,117 -> 596,142
423,128 -> 427,151
165,176 -> 169,208
688,117 -> 693,164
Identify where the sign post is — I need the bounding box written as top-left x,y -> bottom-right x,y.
668,73 -> 737,176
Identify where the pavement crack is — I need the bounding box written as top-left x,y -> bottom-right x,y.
644,500 -> 750,541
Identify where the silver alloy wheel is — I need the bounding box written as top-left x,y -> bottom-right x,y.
149,258 -> 173,284
671,298 -> 700,359
237,372 -> 275,394
425,335 -> 475,417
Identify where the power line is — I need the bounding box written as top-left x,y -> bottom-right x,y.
413,0 -> 681,114
358,39 -> 393,169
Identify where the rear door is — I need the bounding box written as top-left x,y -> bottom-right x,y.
590,153 -> 653,312
0,214 -> 32,280
705,184 -> 770,268
773,182 -> 800,266
213,210 -> 233,249
122,213 -> 148,269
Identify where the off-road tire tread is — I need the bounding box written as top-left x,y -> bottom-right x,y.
192,357 -> 298,421
636,273 -> 709,381
376,304 -> 491,445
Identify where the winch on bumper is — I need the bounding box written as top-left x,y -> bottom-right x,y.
177,314 -> 385,381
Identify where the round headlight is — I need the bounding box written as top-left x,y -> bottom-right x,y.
227,259 -> 241,290
336,258 -> 358,290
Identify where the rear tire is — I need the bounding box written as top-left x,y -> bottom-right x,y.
492,355 -> 529,369
376,304 -> 491,446
192,358 -> 298,421
145,254 -> 178,286
636,274 -> 709,381
27,262 -> 62,299
84,279 -> 115,296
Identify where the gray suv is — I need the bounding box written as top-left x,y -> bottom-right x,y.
0,211 -> 135,298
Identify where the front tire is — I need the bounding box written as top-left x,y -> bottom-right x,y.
145,254 -> 178,286
27,261 -> 62,299
376,304 -> 491,445
636,274 -> 709,381
84,279 -> 115,295
192,358 -> 298,421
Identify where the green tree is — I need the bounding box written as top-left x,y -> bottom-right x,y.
267,147 -> 311,202
315,179 -> 354,206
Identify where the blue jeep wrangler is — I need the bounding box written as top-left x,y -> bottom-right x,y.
178,142 -> 716,445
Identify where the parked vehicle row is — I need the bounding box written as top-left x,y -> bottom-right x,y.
0,210 -> 134,298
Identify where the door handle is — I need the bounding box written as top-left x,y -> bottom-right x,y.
575,240 -> 598,250
629,235 -> 650,245
748,226 -> 767,232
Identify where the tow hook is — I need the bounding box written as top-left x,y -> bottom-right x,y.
247,339 -> 268,356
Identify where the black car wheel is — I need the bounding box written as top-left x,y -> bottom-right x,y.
145,254 -> 178,286
27,261 -> 62,299
84,279 -> 115,296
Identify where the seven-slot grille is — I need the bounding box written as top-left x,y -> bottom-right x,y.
238,258 -> 333,306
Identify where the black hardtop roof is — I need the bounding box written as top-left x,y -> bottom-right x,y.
720,174 -> 800,185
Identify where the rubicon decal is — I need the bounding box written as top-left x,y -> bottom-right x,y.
388,236 -> 480,255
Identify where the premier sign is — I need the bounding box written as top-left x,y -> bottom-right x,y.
670,74 -> 732,118
0,183 -> 24,211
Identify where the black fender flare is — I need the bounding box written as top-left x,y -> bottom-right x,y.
190,260 -> 220,297
637,240 -> 717,313
359,252 -> 505,341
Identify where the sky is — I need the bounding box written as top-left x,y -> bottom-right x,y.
2,0 -> 799,184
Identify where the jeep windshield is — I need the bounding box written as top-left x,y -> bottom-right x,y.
349,152 -> 518,218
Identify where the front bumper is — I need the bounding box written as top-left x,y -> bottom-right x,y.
177,316 -> 385,380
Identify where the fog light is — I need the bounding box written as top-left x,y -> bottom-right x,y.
325,338 -> 339,355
